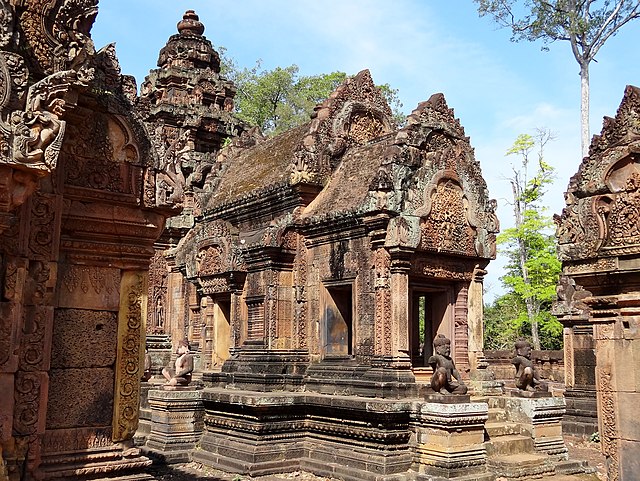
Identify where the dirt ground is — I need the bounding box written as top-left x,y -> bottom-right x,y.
147,436 -> 606,481
564,436 -> 607,481
148,464 -> 337,481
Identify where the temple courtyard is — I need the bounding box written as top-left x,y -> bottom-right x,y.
1,2 -> 639,481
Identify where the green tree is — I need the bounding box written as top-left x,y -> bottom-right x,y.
217,47 -> 404,134
484,292 -> 527,350
474,0 -> 640,157
492,130 -> 563,350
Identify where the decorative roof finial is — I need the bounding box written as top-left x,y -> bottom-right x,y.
177,10 -> 204,36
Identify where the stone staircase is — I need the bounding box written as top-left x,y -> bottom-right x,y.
483,397 -> 594,480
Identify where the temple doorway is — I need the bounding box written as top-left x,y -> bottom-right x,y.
213,296 -> 231,366
409,286 -> 453,370
321,283 -> 353,356
202,294 -> 232,368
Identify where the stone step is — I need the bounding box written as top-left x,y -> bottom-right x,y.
554,459 -> 593,475
484,421 -> 521,438
545,474 -> 601,481
487,452 -> 555,479
488,407 -> 508,423
485,434 -> 535,456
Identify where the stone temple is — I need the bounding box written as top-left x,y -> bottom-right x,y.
0,2 -> 635,481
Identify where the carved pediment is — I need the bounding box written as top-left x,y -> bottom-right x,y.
589,85 -> 640,157
175,219 -> 245,280
291,69 -> 393,183
558,86 -> 640,262
196,244 -> 225,275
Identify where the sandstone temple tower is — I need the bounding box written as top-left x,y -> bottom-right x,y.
137,10 -> 247,353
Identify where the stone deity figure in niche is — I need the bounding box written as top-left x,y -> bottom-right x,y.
428,334 -> 468,394
162,339 -> 193,386
512,339 -> 546,391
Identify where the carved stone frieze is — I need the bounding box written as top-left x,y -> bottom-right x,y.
199,276 -> 232,295
13,370 -> 43,436
27,192 -> 61,261
18,305 -> 51,372
418,177 -> 475,256
197,245 -> 224,276
0,51 -> 28,112
552,275 -> 592,319
410,256 -> 476,281
63,109 -> 131,192
598,367 -> 619,481
41,426 -> 113,454
51,309 -> 117,369
3,67 -> 92,174
0,306 -> 12,367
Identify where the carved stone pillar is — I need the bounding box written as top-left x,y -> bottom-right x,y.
591,298 -> 640,481
113,271 -> 148,442
389,247 -> 411,365
230,289 -> 245,348
467,266 -> 485,371
200,296 -> 214,370
373,247 -> 391,356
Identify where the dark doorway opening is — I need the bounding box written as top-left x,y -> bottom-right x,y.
410,288 -> 450,368
323,284 -> 353,356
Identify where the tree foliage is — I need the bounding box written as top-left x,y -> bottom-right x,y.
218,47 -> 404,135
485,130 -> 563,351
474,0 -> 640,157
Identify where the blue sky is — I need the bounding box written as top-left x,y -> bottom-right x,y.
91,1 -> 640,298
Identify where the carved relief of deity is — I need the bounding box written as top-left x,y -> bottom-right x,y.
196,245 -> 225,276
419,179 -> 474,256
600,170 -> 640,249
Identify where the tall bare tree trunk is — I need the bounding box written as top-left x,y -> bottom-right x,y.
512,178 -> 541,350
580,62 -> 590,159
